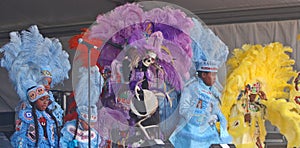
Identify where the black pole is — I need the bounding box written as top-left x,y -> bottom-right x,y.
78,38 -> 98,148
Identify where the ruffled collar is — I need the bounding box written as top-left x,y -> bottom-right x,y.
197,78 -> 211,91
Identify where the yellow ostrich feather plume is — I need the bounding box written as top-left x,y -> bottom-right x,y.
221,42 -> 299,147
280,72 -> 300,147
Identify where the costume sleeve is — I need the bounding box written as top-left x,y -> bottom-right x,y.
60,121 -> 77,148
48,92 -> 64,126
10,121 -> 29,148
92,131 -> 102,148
211,86 -> 221,103
10,111 -> 33,148
179,85 -> 195,121
214,103 -> 232,143
59,135 -> 70,148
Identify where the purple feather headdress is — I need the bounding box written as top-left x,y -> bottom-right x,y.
82,2 -> 206,144
90,3 -> 194,87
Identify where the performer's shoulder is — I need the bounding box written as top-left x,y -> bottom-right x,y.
18,109 -> 33,122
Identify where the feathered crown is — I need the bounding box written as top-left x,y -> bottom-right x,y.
0,25 -> 70,101
77,105 -> 98,123
73,66 -> 104,122
69,28 -> 105,122
221,42 -> 297,146
27,85 -> 49,103
196,60 -> 218,72
41,66 -> 52,78
89,3 -> 196,91
190,18 -> 228,70
144,31 -> 163,53
222,42 -> 296,112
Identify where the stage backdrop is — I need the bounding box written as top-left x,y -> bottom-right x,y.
210,19 -> 300,71
1,19 -> 300,113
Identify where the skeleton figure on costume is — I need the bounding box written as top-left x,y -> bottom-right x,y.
169,60 -> 232,148
89,3 -> 196,146
128,31 -> 168,133
129,50 -> 160,114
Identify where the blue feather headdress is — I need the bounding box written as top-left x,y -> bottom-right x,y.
0,25 -> 71,102
74,66 -> 104,122
190,18 -> 229,91
190,18 -> 229,72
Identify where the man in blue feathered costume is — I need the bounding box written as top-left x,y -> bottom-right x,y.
169,60 -> 232,148
0,25 -> 70,148
10,84 -> 59,148
60,65 -> 104,148
60,105 -> 102,148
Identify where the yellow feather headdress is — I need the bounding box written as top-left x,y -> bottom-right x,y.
221,42 -> 300,147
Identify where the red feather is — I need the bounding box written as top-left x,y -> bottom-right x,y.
63,92 -> 79,122
69,28 -> 103,67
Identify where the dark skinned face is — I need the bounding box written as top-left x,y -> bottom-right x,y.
249,94 -> 257,102
201,72 -> 217,86
35,96 -> 50,111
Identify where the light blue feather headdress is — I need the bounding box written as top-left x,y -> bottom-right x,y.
190,18 -> 229,92
74,66 -> 104,122
190,18 -> 228,71
0,25 -> 71,102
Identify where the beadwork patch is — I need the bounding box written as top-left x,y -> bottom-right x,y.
24,111 -> 32,119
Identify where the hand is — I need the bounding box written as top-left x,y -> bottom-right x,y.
20,102 -> 26,109
244,113 -> 251,123
258,91 -> 267,100
136,86 -> 140,91
134,85 -> 141,101
208,114 -> 218,125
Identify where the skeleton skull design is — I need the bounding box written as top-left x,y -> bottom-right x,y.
142,51 -> 157,67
